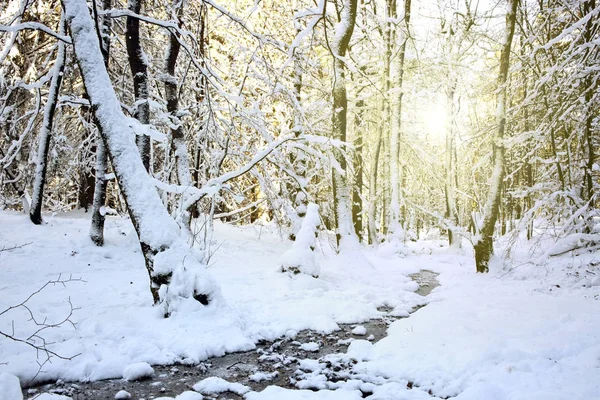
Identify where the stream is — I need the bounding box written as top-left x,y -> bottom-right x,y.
23,271 -> 439,400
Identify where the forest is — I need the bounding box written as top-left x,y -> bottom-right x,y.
0,0 -> 599,399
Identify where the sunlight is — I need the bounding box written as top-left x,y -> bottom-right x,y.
421,100 -> 448,141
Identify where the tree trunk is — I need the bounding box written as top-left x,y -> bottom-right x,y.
473,0 -> 518,273
164,3 -> 195,231
126,0 -> 151,171
582,0 -> 596,205
368,131 -> 382,245
331,0 -> 359,249
29,16 -> 66,225
352,96 -> 364,241
63,0 -> 218,315
90,0 -> 112,246
444,79 -> 459,246
389,0 -> 411,237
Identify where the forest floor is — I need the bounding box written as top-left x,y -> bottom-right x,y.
1,210 -> 599,400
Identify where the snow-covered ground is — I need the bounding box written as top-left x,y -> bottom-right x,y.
1,211 -> 599,399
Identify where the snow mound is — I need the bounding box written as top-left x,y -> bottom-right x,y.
249,371 -> 278,382
192,377 -> 250,395
300,342 -> 320,352
280,203 -> 320,278
122,362 -> 154,381
347,339 -> 374,362
0,373 -> 22,400
114,390 -> 131,399
154,243 -> 223,316
32,395 -> 72,400
351,325 -> 367,335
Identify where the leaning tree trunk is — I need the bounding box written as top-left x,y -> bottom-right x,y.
63,0 -> 218,315
331,0 -> 359,249
164,4 -> 195,231
126,0 -> 151,171
90,0 -> 112,246
30,16 -> 66,225
473,0 -> 518,273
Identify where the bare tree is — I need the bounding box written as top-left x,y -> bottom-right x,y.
473,0 -> 518,272
330,0 -> 359,249
29,16 -> 66,225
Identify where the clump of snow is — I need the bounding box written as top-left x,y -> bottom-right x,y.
122,362 -> 154,381
347,339 -> 374,362
114,390 -> 131,399
299,342 -> 320,352
298,359 -> 324,372
0,373 -> 22,400
351,325 -> 366,335
280,203 -> 320,277
285,329 -> 298,339
154,243 -> 222,316
192,377 -> 250,395
153,392 -> 203,400
249,371 -> 278,382
32,395 -> 72,400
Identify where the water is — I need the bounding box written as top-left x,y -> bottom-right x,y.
23,271 -> 439,399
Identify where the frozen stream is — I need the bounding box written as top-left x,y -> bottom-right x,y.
23,271 -> 439,400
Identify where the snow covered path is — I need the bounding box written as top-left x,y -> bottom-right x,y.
1,211 -> 600,399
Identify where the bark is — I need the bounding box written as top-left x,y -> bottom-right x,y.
90,0 -> 112,246
473,0 -> 518,273
126,0 -> 151,171
29,17 -> 66,225
164,3 -> 194,231
444,79 -> 459,246
331,0 -> 359,249
352,96 -> 364,241
290,15 -> 307,240
582,0 -> 596,204
63,0 -> 217,313
389,0 -> 411,237
368,131 -> 382,245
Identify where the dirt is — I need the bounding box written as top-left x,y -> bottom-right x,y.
24,271 -> 439,400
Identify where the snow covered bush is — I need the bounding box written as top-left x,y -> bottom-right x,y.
280,203 -> 320,278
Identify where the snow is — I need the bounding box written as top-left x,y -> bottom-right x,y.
351,325 -> 367,335
299,342 -> 320,352
122,362 -> 154,381
192,376 -> 250,395
32,395 -> 72,400
0,373 -> 22,400
114,390 -> 131,399
1,212 -> 600,400
280,203 -> 320,277
249,371 -> 278,382
246,386 -> 363,400
152,392 -> 203,400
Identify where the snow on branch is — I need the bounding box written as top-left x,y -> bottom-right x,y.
153,135 -> 305,211
0,22 -> 72,43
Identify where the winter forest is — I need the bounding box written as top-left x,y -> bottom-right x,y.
0,0 -> 599,398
